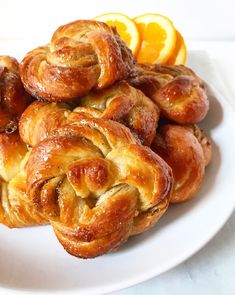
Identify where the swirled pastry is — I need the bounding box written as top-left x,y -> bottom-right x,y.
151,124 -> 205,203
19,81 -> 159,146
78,81 -> 159,145
20,20 -> 136,102
129,63 -> 209,124
135,63 -> 205,87
0,56 -> 32,133
26,113 -> 173,258
0,133 -> 47,227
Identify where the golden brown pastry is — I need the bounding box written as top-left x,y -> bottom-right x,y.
71,81 -> 159,146
184,124 -> 212,167
19,101 -> 70,147
151,124 -> 205,203
136,63 -> 205,87
26,112 -> 173,258
0,133 -> 47,227
20,20 -> 136,102
77,81 -> 159,145
129,63 -> 209,124
0,56 -> 32,133
19,81 -> 159,146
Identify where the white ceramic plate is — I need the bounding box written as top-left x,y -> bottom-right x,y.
0,46 -> 235,295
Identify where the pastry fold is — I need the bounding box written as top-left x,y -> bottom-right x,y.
20,20 -> 136,102
129,63 -> 209,124
0,133 -> 47,227
25,112 -> 173,258
19,81 -> 159,146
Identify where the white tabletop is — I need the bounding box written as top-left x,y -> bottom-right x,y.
113,41 -> 235,295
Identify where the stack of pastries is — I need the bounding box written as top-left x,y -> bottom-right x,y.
0,20 -> 212,258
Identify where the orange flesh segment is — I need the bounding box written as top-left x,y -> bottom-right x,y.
137,22 -> 167,63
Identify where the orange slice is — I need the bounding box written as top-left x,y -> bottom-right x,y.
166,31 -> 187,65
134,14 -> 177,64
94,13 -> 140,55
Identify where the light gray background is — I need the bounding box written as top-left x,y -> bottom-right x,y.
0,0 -> 235,42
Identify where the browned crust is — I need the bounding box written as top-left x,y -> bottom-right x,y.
19,101 -> 70,146
0,133 -> 47,227
131,198 -> 169,236
153,76 -> 209,124
151,124 -> 205,203
20,20 -> 136,102
26,114 -> 173,258
77,81 -> 159,145
129,63 -> 209,124
0,55 -> 32,133
184,124 -> 212,167
19,81 -> 159,147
